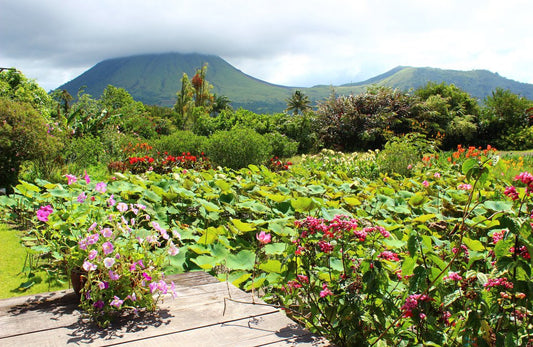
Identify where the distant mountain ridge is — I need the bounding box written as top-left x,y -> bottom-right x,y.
58,53 -> 533,113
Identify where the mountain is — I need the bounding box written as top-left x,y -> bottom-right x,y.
58,52 -> 293,113
338,66 -> 533,100
58,53 -> 533,113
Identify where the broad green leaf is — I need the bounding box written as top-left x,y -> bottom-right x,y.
343,197 -> 362,206
463,237 -> 485,252
226,250 -> 256,270
408,192 -> 427,207
290,197 -> 317,212
402,256 -> 417,276
199,198 -> 221,212
461,158 -> 478,176
258,259 -> 284,273
264,242 -> 286,255
383,238 -> 406,249
231,218 -> 256,232
143,189 -> 162,202
412,213 -> 436,223
215,179 -> 232,192
191,255 -> 216,270
483,200 -> 513,212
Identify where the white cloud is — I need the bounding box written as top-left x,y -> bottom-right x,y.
1,0 -> 532,91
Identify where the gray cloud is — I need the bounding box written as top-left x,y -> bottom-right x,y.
1,0 -> 532,91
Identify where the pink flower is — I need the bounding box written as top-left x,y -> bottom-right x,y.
109,296 -> 123,308
98,281 -> 109,289
103,257 -> 115,268
107,194 -> 116,207
101,228 -> 113,238
319,283 -> 333,298
443,271 -> 463,281
65,174 -> 77,185
168,240 -> 180,256
256,231 -> 272,245
88,222 -> 98,232
36,205 -> 53,222
88,249 -> 98,260
82,260 -> 97,272
87,233 -> 99,245
142,272 -> 152,281
102,241 -> 114,255
407,164 -> 413,170
117,202 -> 128,212
504,186 -> 519,201
95,182 -> 107,193
78,239 -> 88,250
77,192 -> 87,203
422,180 -> 429,187
378,251 -> 400,261
83,171 -> 90,184
170,281 -> 178,299
434,172 -> 441,178
458,183 -> 472,190
149,281 -> 158,293
109,270 -> 120,281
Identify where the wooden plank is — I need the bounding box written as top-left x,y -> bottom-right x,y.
0,272 -> 329,346
114,312 -> 329,346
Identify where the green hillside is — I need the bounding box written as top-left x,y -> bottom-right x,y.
58,53 -> 533,113
59,52 -> 294,113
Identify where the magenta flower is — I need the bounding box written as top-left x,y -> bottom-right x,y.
378,251 -> 400,261
88,249 -> 98,260
65,174 -> 77,185
458,183 -> 472,190
504,186 -> 519,201
88,222 -> 98,232
443,271 -> 463,281
78,239 -> 88,250
319,283 -> 333,298
107,194 -> 116,207
422,180 -> 429,187
77,192 -> 87,203
87,233 -> 99,245
93,300 -> 104,309
142,272 -> 152,281
101,227 -> 113,238
149,281 -> 158,293
83,170 -> 90,184
109,296 -> 123,308
95,182 -> 107,193
109,270 -> 120,281
102,241 -> 114,255
82,260 -> 97,272
434,172 -> 441,178
97,281 -> 109,290
36,205 -> 53,222
256,231 -> 272,245
117,202 -> 128,212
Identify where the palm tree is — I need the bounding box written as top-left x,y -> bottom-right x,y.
286,90 -> 311,115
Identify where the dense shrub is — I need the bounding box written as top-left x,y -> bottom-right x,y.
264,131 -> 299,158
0,99 -> 62,191
64,134 -> 106,170
207,127 -> 272,169
377,133 -> 437,176
152,131 -> 208,156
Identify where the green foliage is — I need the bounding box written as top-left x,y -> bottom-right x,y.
416,82 -> 481,148
316,86 -> 420,151
378,133 -> 437,176
152,131 -> 208,156
0,99 -> 63,191
263,131 -> 299,158
1,144 -> 532,344
286,90 -> 311,115
0,70 -> 54,117
207,127 -> 272,169
64,134 -> 106,170
480,88 -> 533,149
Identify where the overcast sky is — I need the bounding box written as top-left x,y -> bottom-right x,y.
1,0 -> 532,91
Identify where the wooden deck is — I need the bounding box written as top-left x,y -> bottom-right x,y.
0,272 -> 329,346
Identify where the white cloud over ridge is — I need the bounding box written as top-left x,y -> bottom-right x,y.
1,0 -> 532,91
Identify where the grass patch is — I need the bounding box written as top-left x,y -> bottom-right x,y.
0,223 -> 68,299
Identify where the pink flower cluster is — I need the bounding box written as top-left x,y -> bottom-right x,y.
378,251 -> 400,262
401,294 -> 433,318
36,205 -> 53,222
256,231 -> 272,244
484,277 -> 514,291
443,271 -> 463,281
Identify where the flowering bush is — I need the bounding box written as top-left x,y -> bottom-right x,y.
267,157 -> 292,172
72,203 -> 181,327
124,152 -> 211,174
